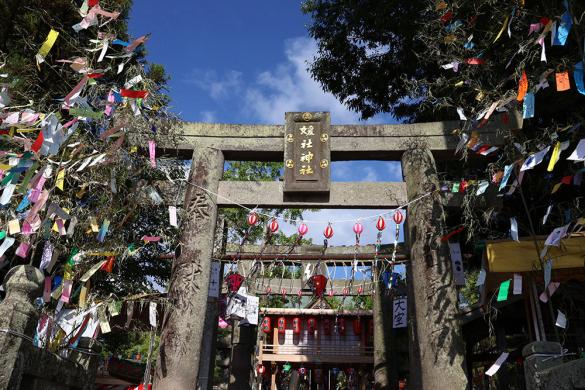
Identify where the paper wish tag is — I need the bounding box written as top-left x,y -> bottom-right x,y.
540,282 -> 560,303
567,139 -> 585,161
149,302 -> 157,327
485,352 -> 509,376
555,310 -> 567,329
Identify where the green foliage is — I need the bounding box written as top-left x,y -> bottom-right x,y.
101,330 -> 159,361
461,269 -> 480,307
303,0 -> 437,121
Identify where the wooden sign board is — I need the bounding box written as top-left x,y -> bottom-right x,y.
283,112 -> 330,192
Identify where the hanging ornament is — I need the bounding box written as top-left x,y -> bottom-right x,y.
269,218 -> 279,233
310,274 -> 328,296
281,287 -> 287,297
328,290 -> 334,297
376,216 -> 386,231
353,222 -> 364,236
297,289 -> 303,298
257,365 -> 266,375
343,287 -> 349,296
357,286 -> 363,295
247,211 -> 258,226
323,224 -> 334,239
298,223 -> 308,236
393,210 -> 404,225
265,286 -> 272,295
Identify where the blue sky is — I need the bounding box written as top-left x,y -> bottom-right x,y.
129,1 -> 405,249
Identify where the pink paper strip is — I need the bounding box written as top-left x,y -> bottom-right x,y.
149,140 -> 156,168
43,277 -> 52,302
141,235 -> 160,242
64,76 -> 89,106
60,279 -> 73,303
15,242 -> 30,258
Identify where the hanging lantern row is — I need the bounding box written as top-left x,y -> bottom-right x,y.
265,284 -> 370,297
246,211 -> 405,237
261,316 -> 373,337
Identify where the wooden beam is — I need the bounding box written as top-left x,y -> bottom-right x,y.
217,181 -> 407,208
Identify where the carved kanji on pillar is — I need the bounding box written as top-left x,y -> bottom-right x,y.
154,148 -> 224,390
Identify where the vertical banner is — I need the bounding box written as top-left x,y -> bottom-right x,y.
448,242 -> 466,286
392,296 -> 407,328
208,261 -> 221,298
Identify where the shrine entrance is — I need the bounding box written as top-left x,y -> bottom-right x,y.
152,111 -> 522,389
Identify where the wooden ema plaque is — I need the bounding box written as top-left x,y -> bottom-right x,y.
283,112 -> 330,193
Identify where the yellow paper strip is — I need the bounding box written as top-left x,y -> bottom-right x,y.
547,142 -> 561,172
79,280 -> 90,309
493,16 -> 510,43
55,169 -> 65,191
36,29 -> 59,64
8,219 -> 20,235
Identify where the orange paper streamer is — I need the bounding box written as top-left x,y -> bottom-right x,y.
556,71 -> 570,91
517,71 -> 528,101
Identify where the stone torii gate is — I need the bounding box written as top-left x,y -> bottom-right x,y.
152,111 -> 521,389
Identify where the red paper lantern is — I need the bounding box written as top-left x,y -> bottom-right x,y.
338,318 -> 346,335
281,288 -> 287,297
269,218 -> 279,233
297,289 -> 302,298
328,290 -> 334,297
323,318 -> 332,335
357,286 -> 363,295
299,367 -> 307,375
343,287 -> 349,296
307,318 -> 317,333
310,274 -> 328,296
298,223 -> 308,236
247,211 -> 258,226
292,317 -> 301,334
376,216 -> 386,231
323,224 -> 334,239
353,222 -> 364,235
265,286 -> 272,294
257,365 -> 266,375
277,317 -> 286,334
261,317 -> 271,334
353,318 -> 362,335
393,210 -> 404,225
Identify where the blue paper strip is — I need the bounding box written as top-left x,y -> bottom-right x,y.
523,92 -> 535,119
574,62 -> 585,95
555,11 -> 572,46
499,164 -> 514,191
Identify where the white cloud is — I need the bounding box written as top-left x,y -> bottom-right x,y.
200,110 -> 217,122
244,37 -> 371,124
184,69 -> 242,100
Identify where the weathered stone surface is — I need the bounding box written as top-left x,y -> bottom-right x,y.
154,147 -> 224,389
174,112 -> 522,162
0,266 -> 99,390
401,147 -> 468,390
217,180 -> 407,208
523,341 -> 585,390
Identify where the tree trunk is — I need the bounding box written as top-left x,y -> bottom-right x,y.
401,147 -> 468,390
154,147 -> 224,389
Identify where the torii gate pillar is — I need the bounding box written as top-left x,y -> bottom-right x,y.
401,146 -> 467,389
154,147 -> 224,389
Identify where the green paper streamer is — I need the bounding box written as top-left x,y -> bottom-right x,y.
17,161 -> 39,194
497,280 -> 511,302
0,231 -> 6,240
